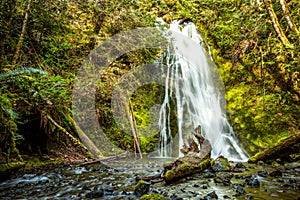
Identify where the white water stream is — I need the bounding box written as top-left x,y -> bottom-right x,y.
157,20 -> 248,162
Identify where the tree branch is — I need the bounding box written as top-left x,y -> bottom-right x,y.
279,0 -> 299,34
264,0 -> 290,45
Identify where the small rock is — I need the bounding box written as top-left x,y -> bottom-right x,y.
223,195 -> 230,199
233,184 -> 246,197
269,170 -> 282,177
201,191 -> 218,199
134,180 -> 150,197
257,161 -> 264,166
202,171 -> 215,178
85,187 -> 104,198
214,172 -> 233,185
270,193 -> 279,197
284,162 -> 300,170
257,170 -> 269,177
235,162 -> 246,169
246,195 -> 253,200
173,197 -> 183,200
104,188 -> 114,195
211,156 -> 231,172
245,175 -> 260,188
234,174 -> 246,179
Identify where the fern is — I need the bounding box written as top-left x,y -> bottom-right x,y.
0,67 -> 47,82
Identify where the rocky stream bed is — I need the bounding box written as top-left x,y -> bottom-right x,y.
0,156 -> 299,200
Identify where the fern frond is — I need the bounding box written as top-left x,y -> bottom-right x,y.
0,67 -> 47,82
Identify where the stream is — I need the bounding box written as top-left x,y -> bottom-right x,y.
0,156 -> 299,199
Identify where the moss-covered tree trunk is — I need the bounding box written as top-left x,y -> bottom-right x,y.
248,131 -> 300,163
162,126 -> 212,183
264,0 -> 290,45
12,0 -> 31,66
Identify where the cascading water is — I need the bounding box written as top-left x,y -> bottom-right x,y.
157,19 -> 248,162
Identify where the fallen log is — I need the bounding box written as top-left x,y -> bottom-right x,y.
162,125 -> 212,183
135,173 -> 164,184
77,151 -> 129,166
248,131 -> 300,163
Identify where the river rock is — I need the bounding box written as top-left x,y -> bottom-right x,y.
85,187 -> 104,198
214,172 -> 233,186
134,180 -> 150,197
257,170 -> 269,177
245,175 -> 260,188
211,156 -> 231,172
200,191 -> 218,200
269,170 -> 283,177
231,183 -> 246,197
235,162 -> 246,169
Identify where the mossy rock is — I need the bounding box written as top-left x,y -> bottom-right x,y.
211,156 -> 231,172
134,180 -> 150,197
163,157 -> 212,183
141,193 -> 165,200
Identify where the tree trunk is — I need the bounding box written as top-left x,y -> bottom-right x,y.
263,0 -> 290,45
66,114 -> 104,159
248,132 -> 300,163
125,99 -> 142,158
12,0 -> 31,66
162,126 -> 212,183
46,113 -> 99,158
279,0 -> 299,34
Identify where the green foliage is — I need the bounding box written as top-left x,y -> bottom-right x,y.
0,0 -> 299,163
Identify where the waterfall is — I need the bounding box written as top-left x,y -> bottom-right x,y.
157,20 -> 248,162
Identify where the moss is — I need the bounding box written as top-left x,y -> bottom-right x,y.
164,158 -> 212,183
141,193 -> 166,200
134,180 -> 150,197
0,161 -> 25,175
211,156 -> 231,172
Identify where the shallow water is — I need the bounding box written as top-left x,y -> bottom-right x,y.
0,157 -> 299,199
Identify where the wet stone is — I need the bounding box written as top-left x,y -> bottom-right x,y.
234,174 -> 246,179
257,170 -> 269,177
232,184 -> 246,197
257,161 -> 264,166
201,171 -> 215,178
214,172 -> 233,185
200,190 -> 218,200
245,175 -> 260,188
85,187 -> 104,198
134,180 -> 150,197
211,156 -> 231,172
173,197 -> 183,200
235,162 -> 246,169
269,170 -> 283,177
